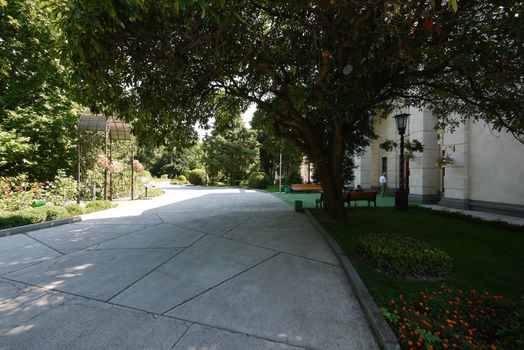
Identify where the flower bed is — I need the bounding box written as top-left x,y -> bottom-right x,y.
382,284 -> 517,349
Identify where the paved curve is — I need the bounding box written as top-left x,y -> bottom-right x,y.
0,185 -> 378,350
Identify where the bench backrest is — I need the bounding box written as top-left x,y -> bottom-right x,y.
347,191 -> 377,200
291,184 -> 322,191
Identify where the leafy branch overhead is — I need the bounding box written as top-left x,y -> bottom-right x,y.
379,139 -> 424,153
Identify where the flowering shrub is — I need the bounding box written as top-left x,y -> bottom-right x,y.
133,159 -> 145,173
96,154 -> 124,174
383,284 -> 508,349
107,161 -> 124,174
45,170 -> 77,206
96,154 -> 110,169
0,175 -> 45,211
357,234 -> 452,277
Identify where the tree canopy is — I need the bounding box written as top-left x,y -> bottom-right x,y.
0,0 -> 81,180
54,0 -> 524,218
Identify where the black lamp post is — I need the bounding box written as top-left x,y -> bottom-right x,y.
394,113 -> 410,210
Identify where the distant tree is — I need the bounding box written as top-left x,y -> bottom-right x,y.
202,115 -> 259,185
251,108 -> 303,184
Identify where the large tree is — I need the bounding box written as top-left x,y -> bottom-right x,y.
0,0 -> 81,180
55,0 -> 523,219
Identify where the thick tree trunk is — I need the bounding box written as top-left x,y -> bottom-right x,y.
318,165 -> 346,220
305,123 -> 346,221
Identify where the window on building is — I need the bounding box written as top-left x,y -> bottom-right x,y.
382,157 -> 387,174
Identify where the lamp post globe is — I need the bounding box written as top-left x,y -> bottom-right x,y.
393,113 -> 410,210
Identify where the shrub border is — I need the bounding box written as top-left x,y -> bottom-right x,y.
304,209 -> 400,350
0,216 -> 82,238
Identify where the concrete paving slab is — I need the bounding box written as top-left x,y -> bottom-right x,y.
172,324 -> 305,350
111,235 -> 275,314
156,209 -> 227,224
0,297 -> 190,350
92,223 -> 205,250
0,279 -> 70,331
176,212 -> 257,235
5,248 -> 180,301
168,253 -> 378,350
0,235 -> 61,275
224,228 -> 339,265
27,223 -> 150,253
238,211 -> 316,231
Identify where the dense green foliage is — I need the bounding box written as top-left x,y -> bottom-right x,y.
137,144 -> 204,178
251,109 -> 303,184
283,168 -> 303,186
0,0 -> 81,180
188,169 -> 207,186
247,172 -> 269,189
357,233 -> 452,277
0,205 -> 69,229
202,115 -> 259,185
65,203 -> 85,216
0,207 -> 47,229
85,200 -> 113,213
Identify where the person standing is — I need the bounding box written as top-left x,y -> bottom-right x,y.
379,173 -> 387,197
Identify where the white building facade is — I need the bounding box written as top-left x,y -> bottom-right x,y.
353,107 -> 524,216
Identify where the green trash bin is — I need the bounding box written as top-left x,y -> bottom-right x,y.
31,200 -> 46,207
294,200 -> 304,212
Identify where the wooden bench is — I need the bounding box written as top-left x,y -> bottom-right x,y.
290,183 -> 322,192
316,191 -> 377,208
346,191 -> 377,207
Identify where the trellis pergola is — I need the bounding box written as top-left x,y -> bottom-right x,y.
77,109 -> 135,203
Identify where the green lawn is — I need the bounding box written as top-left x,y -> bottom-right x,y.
311,207 -> 524,306
273,192 -> 395,208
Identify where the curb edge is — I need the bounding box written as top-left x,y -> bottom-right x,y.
0,216 -> 82,238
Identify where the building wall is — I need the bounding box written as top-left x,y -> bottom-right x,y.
440,119 -> 524,213
354,109 -> 524,215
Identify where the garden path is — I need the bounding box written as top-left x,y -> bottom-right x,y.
0,185 -> 378,350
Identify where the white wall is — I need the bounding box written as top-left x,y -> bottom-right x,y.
468,121 -> 524,205
407,108 -> 440,198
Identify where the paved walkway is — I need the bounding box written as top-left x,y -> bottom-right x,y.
0,185 -> 378,350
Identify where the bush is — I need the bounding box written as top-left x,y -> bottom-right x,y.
177,175 -> 187,182
45,169 -> 77,206
146,188 -> 163,197
383,284 -> 509,349
44,206 -> 68,221
160,174 -> 169,179
0,207 -> 47,229
284,168 -> 303,185
188,169 -> 207,186
182,169 -> 191,179
65,203 -> 85,216
85,200 -> 113,213
357,234 -> 452,277
248,172 -> 269,189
